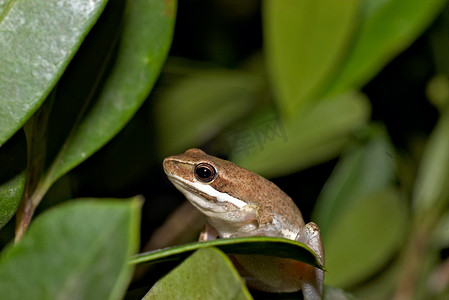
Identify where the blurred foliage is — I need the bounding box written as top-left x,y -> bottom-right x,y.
1,0 -> 449,299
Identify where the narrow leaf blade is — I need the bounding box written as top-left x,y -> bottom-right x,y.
132,236 -> 324,270
413,108 -> 449,214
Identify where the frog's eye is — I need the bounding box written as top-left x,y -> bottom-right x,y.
194,163 -> 216,183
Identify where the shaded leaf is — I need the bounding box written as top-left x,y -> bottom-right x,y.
429,4 -> 449,76
328,0 -> 446,95
0,133 -> 27,229
155,69 -> 261,156
131,236 -> 324,270
41,0 -> 176,190
231,91 -> 370,178
312,127 -> 407,287
143,247 -> 252,300
426,74 -> 449,110
263,0 -> 362,116
323,188 -> 407,287
313,125 -> 395,233
413,108 -> 449,215
0,198 -> 141,300
433,211 -> 449,249
0,0 -> 109,145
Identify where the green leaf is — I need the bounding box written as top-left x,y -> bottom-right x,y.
433,211 -> 449,249
328,0 -> 446,95
231,91 -> 370,178
263,0 -> 362,116
41,0 -> 176,191
0,0 -> 109,146
312,126 -> 407,287
313,125 -> 396,233
131,236 -> 324,270
0,198 -> 141,300
155,69 -> 261,156
323,188 -> 407,288
0,133 -> 27,229
143,247 -> 252,300
0,172 -> 25,230
40,0 -> 175,192
413,108 -> 449,215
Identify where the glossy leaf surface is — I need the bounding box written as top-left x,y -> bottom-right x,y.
42,0 -> 176,190
0,0 -> 109,145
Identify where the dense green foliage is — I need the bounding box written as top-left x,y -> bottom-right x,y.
1,0 -> 449,299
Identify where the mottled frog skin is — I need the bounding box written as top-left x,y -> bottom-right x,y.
164,148 -> 325,299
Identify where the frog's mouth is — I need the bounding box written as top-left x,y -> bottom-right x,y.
167,174 -> 247,212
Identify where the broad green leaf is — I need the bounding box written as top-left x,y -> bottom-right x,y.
231,91 -> 370,178
313,125 -> 396,233
143,247 -> 252,300
328,0 -> 446,95
413,108 -> 449,215
312,127 -> 407,287
41,0 -> 176,191
0,198 -> 141,300
324,188 -> 407,287
155,69 -> 261,156
0,133 -> 26,229
0,0 -> 109,146
263,0 -> 362,116
352,260 -> 401,300
131,236 -> 324,270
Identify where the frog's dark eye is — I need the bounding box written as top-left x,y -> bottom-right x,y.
194,163 -> 216,183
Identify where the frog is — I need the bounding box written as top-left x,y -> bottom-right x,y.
163,148 -> 325,299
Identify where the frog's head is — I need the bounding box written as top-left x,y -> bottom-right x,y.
163,148 -> 249,215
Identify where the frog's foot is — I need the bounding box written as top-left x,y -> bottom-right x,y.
295,222 -> 325,300
199,222 -> 219,241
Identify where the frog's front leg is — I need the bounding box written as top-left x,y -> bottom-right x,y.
199,222 -> 219,241
296,222 -> 325,300
228,205 -> 282,238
